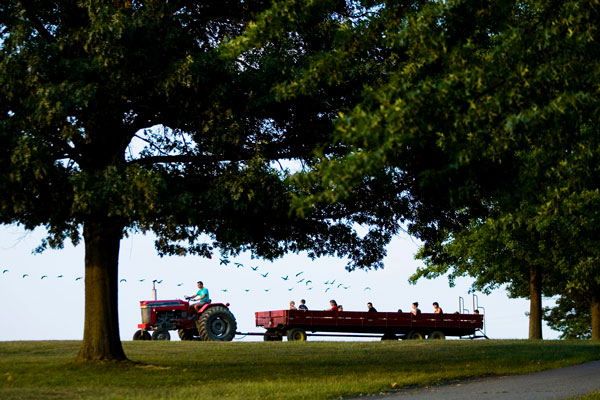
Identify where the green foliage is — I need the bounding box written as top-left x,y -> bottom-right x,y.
277,0 -> 600,335
544,296 -> 592,340
0,0 -> 416,359
0,0 -> 402,269
4,0 -> 600,349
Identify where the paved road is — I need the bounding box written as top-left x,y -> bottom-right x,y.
354,360 -> 600,400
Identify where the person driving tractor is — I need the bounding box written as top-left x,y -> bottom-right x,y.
186,281 -> 211,313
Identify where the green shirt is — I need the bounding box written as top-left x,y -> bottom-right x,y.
196,288 -> 210,303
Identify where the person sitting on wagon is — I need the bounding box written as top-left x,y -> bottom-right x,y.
289,300 -> 297,310
338,305 -> 344,311
367,302 -> 378,312
410,302 -> 421,316
432,302 -> 443,314
328,299 -> 339,311
298,299 -> 308,311
187,281 -> 211,313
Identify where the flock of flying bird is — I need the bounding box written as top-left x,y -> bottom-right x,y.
2,262 -> 374,293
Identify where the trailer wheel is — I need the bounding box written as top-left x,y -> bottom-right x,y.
151,330 -> 171,341
178,329 -> 195,341
381,333 -> 398,341
428,331 -> 446,340
133,330 -> 151,341
197,306 -> 237,341
287,328 -> 307,341
407,331 -> 425,340
263,333 -> 283,341
264,330 -> 283,341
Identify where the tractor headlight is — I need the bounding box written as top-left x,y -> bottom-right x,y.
141,306 -> 151,324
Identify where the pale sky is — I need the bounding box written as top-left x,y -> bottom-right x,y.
0,224 -> 560,341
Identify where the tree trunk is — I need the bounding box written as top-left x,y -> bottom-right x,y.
76,220 -> 127,362
529,263 -> 543,339
592,293 -> 600,340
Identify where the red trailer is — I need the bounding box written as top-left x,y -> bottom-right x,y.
256,309 -> 485,341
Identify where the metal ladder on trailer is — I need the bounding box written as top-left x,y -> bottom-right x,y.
458,295 -> 489,339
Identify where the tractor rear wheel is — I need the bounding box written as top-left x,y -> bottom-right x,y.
196,306 -> 237,341
178,329 -> 195,341
133,330 -> 151,341
151,330 -> 171,341
286,328 -> 307,341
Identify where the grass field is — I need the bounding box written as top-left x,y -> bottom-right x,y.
1,340 -> 599,399
575,392 -> 600,400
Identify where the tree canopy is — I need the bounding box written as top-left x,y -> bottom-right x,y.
0,0 -> 408,361
3,0 -> 599,360
285,0 -> 600,339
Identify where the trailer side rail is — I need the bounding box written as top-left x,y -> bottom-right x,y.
256,309 -> 483,334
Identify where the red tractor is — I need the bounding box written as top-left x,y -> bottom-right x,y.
133,299 -> 237,341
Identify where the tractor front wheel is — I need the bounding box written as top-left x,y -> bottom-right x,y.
133,330 -> 151,341
196,306 -> 237,341
151,330 -> 171,341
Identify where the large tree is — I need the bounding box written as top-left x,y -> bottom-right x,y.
406,0 -> 600,339
0,0 -> 406,361
285,0 -> 600,339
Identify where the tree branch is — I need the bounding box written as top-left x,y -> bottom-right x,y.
127,145 -> 315,167
18,0 -> 56,43
128,154 -> 205,166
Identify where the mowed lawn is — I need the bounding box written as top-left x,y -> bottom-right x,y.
1,340 -> 599,400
